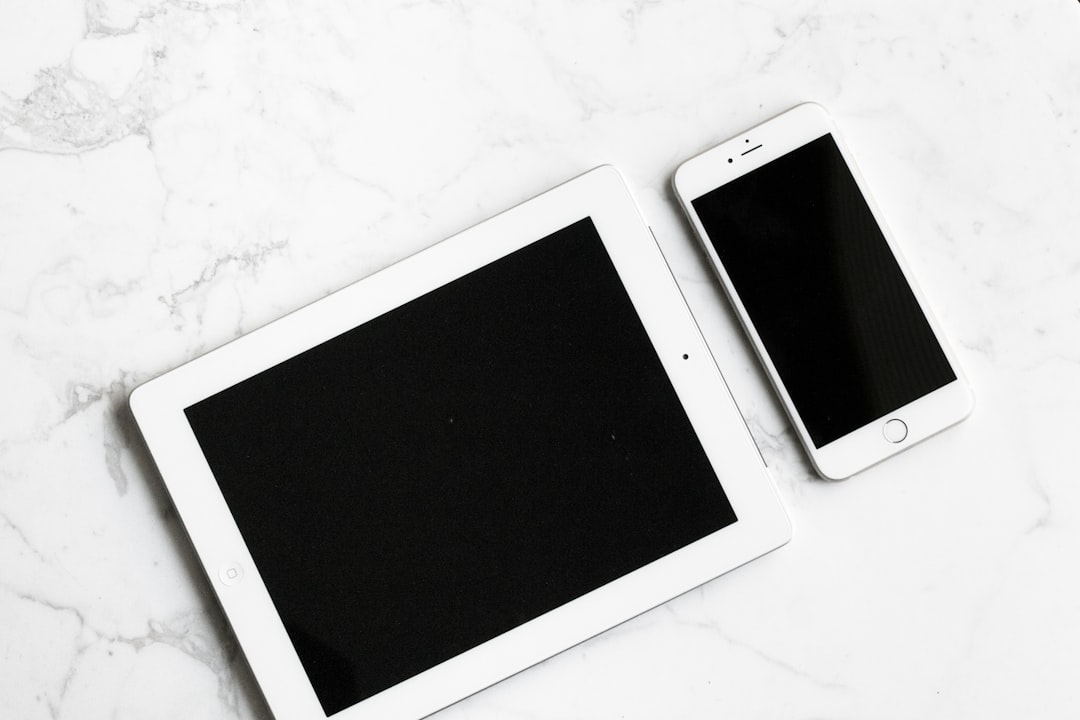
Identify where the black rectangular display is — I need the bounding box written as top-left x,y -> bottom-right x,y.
691,135 -> 956,448
185,217 -> 736,716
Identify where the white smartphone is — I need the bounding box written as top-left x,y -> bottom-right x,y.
673,103 -> 973,479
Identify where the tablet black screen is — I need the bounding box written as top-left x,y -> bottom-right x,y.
185,217 -> 736,716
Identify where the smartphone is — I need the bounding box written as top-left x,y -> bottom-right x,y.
673,103 -> 972,479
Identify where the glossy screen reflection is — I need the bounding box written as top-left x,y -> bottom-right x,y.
184,218 -> 737,716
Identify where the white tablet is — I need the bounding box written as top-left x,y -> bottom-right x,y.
130,166 -> 790,720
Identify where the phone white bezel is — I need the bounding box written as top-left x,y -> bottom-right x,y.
130,166 -> 791,720
673,103 -> 973,480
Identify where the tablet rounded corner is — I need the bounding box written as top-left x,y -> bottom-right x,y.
587,163 -> 628,189
759,476 -> 795,549
958,379 -> 976,421
774,509 -> 794,549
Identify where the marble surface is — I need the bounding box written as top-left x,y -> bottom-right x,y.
3,1 -> 1079,718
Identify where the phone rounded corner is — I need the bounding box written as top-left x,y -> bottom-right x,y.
671,161 -> 694,199
806,447 -> 854,482
815,463 -> 851,483
781,102 -> 833,131
793,101 -> 830,118
935,375 -> 976,428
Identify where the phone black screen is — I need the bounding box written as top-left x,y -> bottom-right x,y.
691,134 -> 955,448
184,217 -> 736,716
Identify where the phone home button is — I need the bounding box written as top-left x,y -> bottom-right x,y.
883,418 -> 908,443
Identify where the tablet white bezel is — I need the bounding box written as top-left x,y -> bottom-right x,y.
130,165 -> 791,720
673,104 -> 973,480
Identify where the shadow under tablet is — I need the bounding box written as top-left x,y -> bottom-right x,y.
185,217 -> 737,716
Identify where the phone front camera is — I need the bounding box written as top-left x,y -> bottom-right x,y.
727,158 -> 733,164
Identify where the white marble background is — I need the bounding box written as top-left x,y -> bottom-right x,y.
2,0 -> 1079,718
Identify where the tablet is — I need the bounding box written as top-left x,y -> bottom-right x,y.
130,166 -> 790,720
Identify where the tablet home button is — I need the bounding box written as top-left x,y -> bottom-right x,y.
883,418 -> 908,443
219,562 -> 244,586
